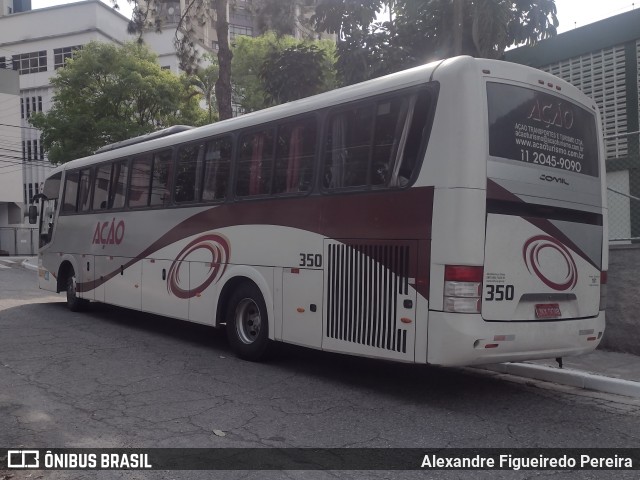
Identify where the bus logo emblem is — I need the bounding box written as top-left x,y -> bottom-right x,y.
167,234 -> 230,299
523,235 -> 578,291
92,218 -> 125,245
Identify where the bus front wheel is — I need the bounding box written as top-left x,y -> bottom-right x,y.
66,269 -> 88,312
226,283 -> 272,361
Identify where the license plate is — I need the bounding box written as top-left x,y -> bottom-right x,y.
535,303 -> 562,319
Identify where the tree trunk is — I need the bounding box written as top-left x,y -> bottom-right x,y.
452,0 -> 464,56
215,0 -> 233,120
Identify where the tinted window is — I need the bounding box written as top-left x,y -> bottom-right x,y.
236,129 -> 275,197
93,163 -> 111,210
203,137 -> 231,201
62,170 -> 79,213
396,91 -> 433,186
324,105 -> 374,189
175,144 -> 202,203
77,168 -> 92,212
149,150 -> 173,207
323,89 -> 434,190
487,82 -> 599,177
274,117 -> 316,194
110,161 -> 128,209
129,155 -> 152,208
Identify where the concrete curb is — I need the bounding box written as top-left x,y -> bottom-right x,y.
478,363 -> 640,398
21,259 -> 38,272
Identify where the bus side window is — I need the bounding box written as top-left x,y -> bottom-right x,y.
324,105 -> 374,189
149,149 -> 174,207
396,91 -> 432,186
202,137 -> 231,201
371,97 -> 408,186
109,160 -> 128,209
62,170 -> 80,213
129,154 -> 152,208
273,117 -> 317,195
175,143 -> 203,203
77,168 -> 92,212
93,163 -> 112,210
236,130 -> 275,197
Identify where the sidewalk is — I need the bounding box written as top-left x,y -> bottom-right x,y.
4,256 -> 640,398
0,255 -> 38,271
478,350 -> 640,398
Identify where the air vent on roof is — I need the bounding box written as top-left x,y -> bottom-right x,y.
94,125 -> 193,154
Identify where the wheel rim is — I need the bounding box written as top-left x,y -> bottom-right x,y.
235,298 -> 262,345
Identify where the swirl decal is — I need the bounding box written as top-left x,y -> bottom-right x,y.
167,234 -> 231,299
522,235 -> 577,291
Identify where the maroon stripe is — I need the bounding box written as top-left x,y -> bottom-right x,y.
78,187 -> 435,295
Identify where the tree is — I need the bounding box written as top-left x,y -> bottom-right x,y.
30,42 -> 205,164
252,0 -> 298,36
311,0 -> 559,84
190,55 -> 220,123
259,44 -> 327,105
232,32 -> 337,112
124,0 -> 234,120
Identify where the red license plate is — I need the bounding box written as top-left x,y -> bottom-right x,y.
535,303 -> 562,319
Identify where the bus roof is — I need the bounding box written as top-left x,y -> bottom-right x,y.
46,55 -> 596,177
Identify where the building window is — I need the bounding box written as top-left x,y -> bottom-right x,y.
229,25 -> 253,41
22,141 -> 25,161
39,139 -> 44,160
27,140 -> 32,161
54,46 -> 82,69
38,96 -> 43,112
20,98 -> 24,118
212,41 -> 219,50
230,7 -> 251,22
12,51 -> 47,74
0,56 -> 7,69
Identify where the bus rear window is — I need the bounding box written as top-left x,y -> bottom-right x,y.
487,82 -> 599,177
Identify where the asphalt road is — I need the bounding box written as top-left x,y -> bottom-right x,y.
1,260 -> 639,480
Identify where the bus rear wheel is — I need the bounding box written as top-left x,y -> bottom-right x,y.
226,283 -> 272,361
66,269 -> 88,312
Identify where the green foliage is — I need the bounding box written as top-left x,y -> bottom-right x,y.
259,44 -> 326,105
189,56 -> 220,123
29,42 -> 205,164
311,0 -> 558,85
232,32 -> 337,112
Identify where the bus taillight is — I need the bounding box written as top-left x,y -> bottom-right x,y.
443,265 -> 483,314
600,271 -> 607,311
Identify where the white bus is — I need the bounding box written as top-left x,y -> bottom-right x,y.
30,56 -> 607,366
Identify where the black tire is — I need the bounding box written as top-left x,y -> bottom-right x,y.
66,269 -> 88,312
226,282 -> 272,361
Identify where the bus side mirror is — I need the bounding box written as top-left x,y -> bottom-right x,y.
28,205 -> 38,224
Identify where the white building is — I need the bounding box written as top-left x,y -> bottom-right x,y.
0,0 -> 188,217
0,0 -> 136,211
0,67 -> 22,227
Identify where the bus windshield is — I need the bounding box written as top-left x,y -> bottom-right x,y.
39,172 -> 61,248
487,82 -> 599,178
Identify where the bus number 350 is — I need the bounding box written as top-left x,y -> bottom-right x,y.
485,284 -> 515,301
299,253 -> 323,268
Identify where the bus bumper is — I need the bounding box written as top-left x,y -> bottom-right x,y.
426,311 -> 605,367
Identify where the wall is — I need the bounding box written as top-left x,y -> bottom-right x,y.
601,246 -> 640,354
0,68 -> 23,214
